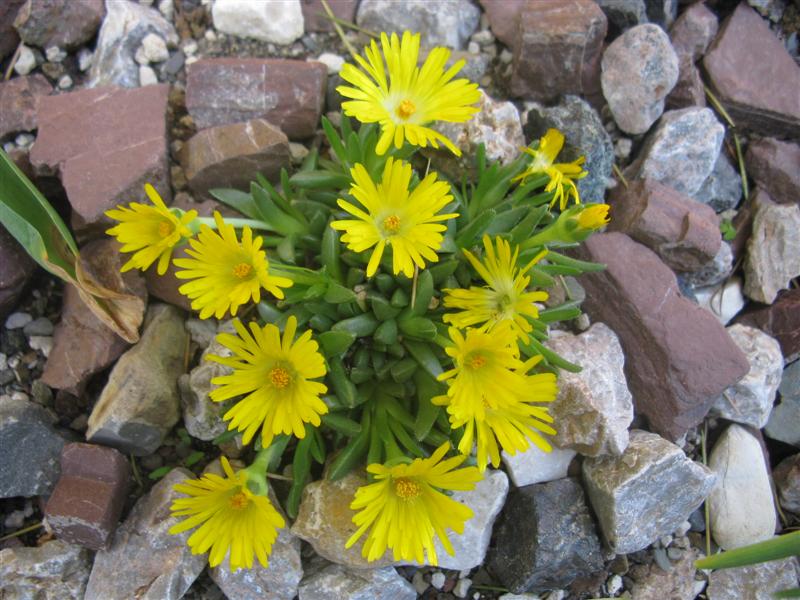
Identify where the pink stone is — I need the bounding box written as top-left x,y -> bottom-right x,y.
0,74 -> 52,140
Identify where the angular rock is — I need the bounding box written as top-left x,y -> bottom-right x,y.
298,563 -> 416,600
765,397 -> 800,447
86,304 -> 187,455
608,178 -> 721,272
523,95 -> 613,204
680,242 -> 734,289
0,540 -> 92,600
634,107 -> 725,196
669,1 -> 718,60
665,54 -> 706,110
186,58 -> 326,139
0,74 -> 52,141
694,277 -> 746,326
478,0 -> 525,49
488,478 -> 604,594
774,454 -> 800,514
13,0 -> 104,50
575,233 -> 749,440
629,547 -> 697,600
737,288 -> 800,361
502,445 -> 576,487
745,137 -> 800,206
84,468 -> 206,600
601,24 -> 679,135
582,430 -> 715,554
0,224 -> 36,321
596,0 -> 648,34
693,151 -> 742,213
212,0 -> 303,45
781,360 -> 800,402
30,84 -> 171,236
181,118 -> 290,198
301,0 -> 358,33
0,0 -> 25,60
706,557 -> 799,600
703,3 -> 800,138
510,0 -> 607,102
356,0 -> 480,50
743,201 -> 800,304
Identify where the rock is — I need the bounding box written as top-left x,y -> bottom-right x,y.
510,0 -> 607,102
44,443 -> 131,550
765,399 -> 800,447
634,107 -> 725,196
30,84 -> 171,236
138,64 -> 158,86
356,0 -> 480,50
488,478 -> 604,594
212,0 -> 304,45
317,52 -> 344,74
13,44 -> 37,76
680,242 -> 734,289
574,233 -> 749,441
84,468 -> 206,600
645,0 -> 678,28
706,557 -> 799,600
582,430 -> 715,554
523,95 -> 613,204
708,424 -> 776,550
86,304 -> 187,455
665,54 -> 706,111
694,277 -> 746,326
745,137 -> 800,206
737,288 -> 800,361
743,201 -> 800,304
774,454 -> 800,514
693,151 -> 742,213
186,58 -> 326,139
0,74 -> 52,141
608,178 -> 721,272
298,563 -> 416,600
179,332 -> 233,441
301,0 -> 358,33
703,3 -> 800,138
89,0 -> 177,88
0,540 -> 92,600
601,24 -> 679,135
629,547 -> 697,600
13,0 -> 104,50
5,312 -> 31,329
0,0 -> 25,60
181,118 -> 290,198
478,0 -> 525,48
781,360 -> 800,401
0,225 -> 36,321
23,317 -> 53,337
668,1 -> 718,60
138,32 -> 169,63
185,317 -> 217,349
502,445 -> 576,487
596,0 -> 648,33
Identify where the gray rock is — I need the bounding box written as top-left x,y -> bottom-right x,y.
22,317 -> 53,337
706,557 -> 799,600
84,468 -> 206,600
635,107 -> 725,196
669,1 -> 718,60
89,0 -> 178,88
693,152 -> 743,213
747,0 -> 786,22
710,325 -> 783,428
629,546 -> 697,600
298,563 -> 416,600
13,0 -> 105,50
212,0 -> 304,45
582,430 -> 715,553
0,397 -> 65,498
0,540 -> 92,600
693,277 -> 746,326
601,24 -> 679,134
356,0 -> 480,50
185,317 -> 217,348
780,360 -> 800,402
545,323 -> 634,457
645,0 -> 678,28
744,201 -> 800,304
5,312 -> 32,329
774,454 -> 800,514
502,444 -> 577,487
87,304 -> 187,455
596,0 -> 648,32
679,242 -> 734,289
765,394 -> 800,447
523,95 -> 613,204
488,478 -> 604,594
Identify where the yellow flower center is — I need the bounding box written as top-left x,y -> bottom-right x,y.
396,99 -> 416,120
269,366 -> 292,389
232,262 -> 253,279
229,491 -> 250,510
158,221 -> 174,238
382,215 -> 402,234
394,477 -> 422,499
467,353 -> 487,370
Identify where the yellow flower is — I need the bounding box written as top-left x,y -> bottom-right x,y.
513,129 -> 588,211
577,203 -> 610,231
346,442 -> 482,565
173,212 -> 292,319
207,316 -> 328,447
169,457 -> 285,571
330,157 -> 457,278
443,235 -> 548,342
105,183 -> 197,275
435,325 -> 557,470
337,31 -> 481,156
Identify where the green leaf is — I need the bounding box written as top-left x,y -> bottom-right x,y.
371,294 -> 401,321
148,466 -> 173,480
209,188 -> 262,221
390,358 -> 418,383
523,337 -> 582,373
695,531 -> 800,570
250,182 -> 306,236
404,340 -> 444,379
212,429 -> 240,445
318,330 -> 356,357
398,316 -> 437,340
374,319 -> 398,346
287,433 -> 314,519
321,115 -> 347,165
331,313 -> 379,337
328,411 -> 371,480
321,225 -> 343,283
184,451 -> 205,467
411,269 -> 434,316
290,170 -> 352,190
413,370 -> 444,441
324,282 -> 357,304
720,218 -> 737,241
321,413 -> 362,436
774,588 -> 800,598
455,209 -> 495,248
328,356 -> 360,408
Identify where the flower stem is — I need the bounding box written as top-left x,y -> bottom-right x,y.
243,442 -> 283,497
195,216 -> 272,231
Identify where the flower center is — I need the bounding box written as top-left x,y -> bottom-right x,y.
396,99 -> 416,120
158,221 -> 174,238
232,262 -> 253,279
229,491 -> 250,510
467,353 -> 487,370
394,477 -> 422,499
269,366 -> 292,389
382,215 -> 402,234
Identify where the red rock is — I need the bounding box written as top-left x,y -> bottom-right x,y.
30,85 -> 171,237
0,74 -> 52,141
0,224 -> 36,321
703,3 -> 800,138
45,443 -> 130,550
666,54 -> 706,110
0,0 -> 25,60
13,0 -> 105,50
300,0 -> 358,32
736,288 -> 800,361
479,0 -> 526,48
574,232 -> 749,441
510,0 -> 607,102
745,137 -> 800,206
186,58 -> 327,139
608,178 -> 721,271
669,1 -> 718,60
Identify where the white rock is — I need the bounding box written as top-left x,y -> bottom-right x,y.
5,312 -> 32,329
182,40 -> 198,56
706,557 -> 799,599
744,201 -> 800,304
708,424 -> 777,550
14,45 -> 36,76
14,134 -> 33,148
45,46 -> 66,63
28,336 -> 53,358
57,75 -> 73,90
298,563 -> 416,600
694,277 -> 745,326
502,444 -> 576,487
453,578 -> 472,598
212,0 -> 304,45
139,65 -> 158,86
316,52 -> 344,75
77,48 -> 94,71
140,32 -> 169,63
158,0 -> 174,20
430,571 -> 446,590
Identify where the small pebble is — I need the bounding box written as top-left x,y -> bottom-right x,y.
467,41 -> 480,54
499,48 -> 513,64
545,591 -> 566,600
430,571 -> 446,590
289,142 -> 309,164
316,52 -> 344,74
471,30 -> 494,46
182,40 -> 198,56
139,65 -> 159,86
69,414 -> 89,432
607,574 -> 623,595
614,138 -> 632,161
77,48 -> 93,71
158,0 -> 174,20
14,45 -> 37,75
4,510 -> 26,529
10,391 -> 29,402
57,75 -> 73,90
14,134 -> 34,148
667,546 -> 684,560
140,32 -> 169,63
204,29 -> 217,42
3,142 -> 15,153
673,520 -> 691,537
453,578 -> 472,599
0,353 -> 6,370
31,379 -> 53,407
44,46 -> 66,62
411,570 -> 428,595
185,55 -> 199,66
659,534 -> 673,547
0,369 -> 15,386
693,579 -> 707,596
28,336 -> 53,358
653,547 -> 672,572
5,313 -> 32,330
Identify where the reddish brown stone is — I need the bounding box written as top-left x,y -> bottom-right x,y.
186,58 -> 327,139
666,54 -> 706,110
300,0 -> 358,32
745,138 -> 800,206
0,74 -> 52,141
703,3 -> 800,138
511,0 -> 607,102
773,454 -> 800,514
0,0 -> 25,60
30,85 -> 170,238
736,288 -> 800,361
45,443 -> 130,550
479,0 -> 526,48
608,178 -> 721,271
669,1 -> 718,60
13,0 -> 105,50
0,224 -> 36,321
574,232 -> 749,441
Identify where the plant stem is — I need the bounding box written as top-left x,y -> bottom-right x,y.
0,521 -> 43,542
195,216 -> 271,231
702,419 -> 711,559
321,0 -> 359,60
243,442 -> 283,497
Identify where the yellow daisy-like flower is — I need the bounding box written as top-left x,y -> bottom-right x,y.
330,157 -> 457,278
207,316 -> 328,447
577,203 -> 611,231
434,324 -> 557,470
105,184 -> 197,275
169,456 -> 285,571
346,442 -> 482,565
443,235 -> 549,343
337,31 -> 481,156
173,212 -> 292,319
513,129 -> 588,211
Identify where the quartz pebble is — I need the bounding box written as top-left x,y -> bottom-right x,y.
13,45 -> 36,76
